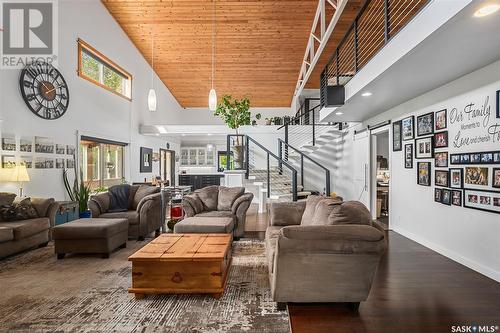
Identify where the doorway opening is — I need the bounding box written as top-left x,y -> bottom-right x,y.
371,129 -> 390,230
160,149 -> 176,186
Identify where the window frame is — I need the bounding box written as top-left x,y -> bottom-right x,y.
77,38 -> 133,101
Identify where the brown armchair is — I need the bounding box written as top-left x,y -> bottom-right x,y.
88,185 -> 161,240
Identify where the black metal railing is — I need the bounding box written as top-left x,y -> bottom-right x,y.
321,0 -> 429,100
278,139 -> 330,195
226,134 -> 298,201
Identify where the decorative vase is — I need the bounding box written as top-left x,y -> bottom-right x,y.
79,210 -> 92,218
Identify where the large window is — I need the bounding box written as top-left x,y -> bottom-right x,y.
77,39 -> 132,100
80,137 -> 125,190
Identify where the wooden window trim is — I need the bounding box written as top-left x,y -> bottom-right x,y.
77,38 -> 133,101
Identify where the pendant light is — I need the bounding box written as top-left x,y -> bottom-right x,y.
148,29 -> 157,112
208,0 -> 217,111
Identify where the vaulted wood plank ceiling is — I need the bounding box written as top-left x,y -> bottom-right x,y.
102,0 -> 319,108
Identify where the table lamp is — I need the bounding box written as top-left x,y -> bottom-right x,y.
9,165 -> 30,197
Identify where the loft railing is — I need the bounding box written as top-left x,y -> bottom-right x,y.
278,139 -> 331,195
226,134 -> 298,201
321,0 -> 429,96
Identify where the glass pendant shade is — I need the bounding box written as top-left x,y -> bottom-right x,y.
209,88 -> 217,111
148,88 -> 157,112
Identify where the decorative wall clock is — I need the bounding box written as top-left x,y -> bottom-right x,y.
19,62 -> 70,120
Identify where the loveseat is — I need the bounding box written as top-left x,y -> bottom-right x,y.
180,186 -> 254,238
266,195 -> 386,310
88,184 -> 161,240
0,194 -> 59,259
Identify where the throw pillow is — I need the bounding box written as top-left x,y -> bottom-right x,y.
300,195 -> 324,226
328,201 -> 372,225
133,185 -> 159,210
217,186 -> 244,211
195,185 -> 219,211
0,192 -> 16,207
183,194 -> 204,214
0,197 -> 39,222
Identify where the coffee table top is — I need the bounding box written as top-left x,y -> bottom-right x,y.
128,234 -> 232,262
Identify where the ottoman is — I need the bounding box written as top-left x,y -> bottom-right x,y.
52,218 -> 128,259
173,217 -> 234,234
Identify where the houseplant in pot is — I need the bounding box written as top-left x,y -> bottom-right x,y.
63,162 -> 93,218
213,95 -> 259,169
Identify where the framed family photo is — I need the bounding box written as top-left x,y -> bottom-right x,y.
415,136 -> 434,159
493,168 -> 500,188
435,152 -> 448,167
417,112 -> 434,137
434,188 -> 442,203
402,116 -> 414,141
393,120 -> 402,151
434,131 -> 448,148
435,170 -> 449,187
405,144 -> 413,169
497,90 -> 500,118
463,189 -> 500,214
442,189 -> 452,206
417,162 -> 431,186
435,109 -> 447,130
464,166 -> 490,190
452,190 -> 462,206
449,168 -> 463,189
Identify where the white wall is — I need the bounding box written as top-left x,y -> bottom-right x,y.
0,0 -> 181,199
320,59 -> 500,282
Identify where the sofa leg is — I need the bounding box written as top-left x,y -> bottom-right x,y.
120,242 -> 127,249
137,236 -> 145,241
155,229 -> 161,237
276,302 -> 287,311
57,253 -> 65,260
102,253 -> 110,259
39,242 -> 49,248
233,237 -> 240,241
348,302 -> 360,312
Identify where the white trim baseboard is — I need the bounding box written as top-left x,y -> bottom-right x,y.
392,226 -> 500,283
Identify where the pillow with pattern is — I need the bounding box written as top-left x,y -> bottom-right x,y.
0,197 -> 39,221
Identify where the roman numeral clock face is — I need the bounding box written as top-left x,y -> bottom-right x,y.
19,62 -> 70,120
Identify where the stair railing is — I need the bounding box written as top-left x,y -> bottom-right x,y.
226,134 -> 298,201
278,139 -> 330,195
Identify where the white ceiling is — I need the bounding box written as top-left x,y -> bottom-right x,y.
322,0 -> 500,122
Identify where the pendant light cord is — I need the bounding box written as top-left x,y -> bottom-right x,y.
211,0 -> 216,90
151,28 -> 154,88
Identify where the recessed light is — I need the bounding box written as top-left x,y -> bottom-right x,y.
207,133 -> 212,136
335,112 -> 343,115
361,92 -> 372,97
474,4 -> 500,17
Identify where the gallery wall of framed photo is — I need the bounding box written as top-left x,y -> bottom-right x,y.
0,134 -> 76,170
393,88 -> 500,215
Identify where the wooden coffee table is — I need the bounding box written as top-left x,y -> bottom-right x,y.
128,233 -> 232,299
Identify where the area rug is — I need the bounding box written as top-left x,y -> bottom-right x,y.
0,240 -> 289,333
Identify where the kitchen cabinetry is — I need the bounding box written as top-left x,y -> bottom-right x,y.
180,148 -> 215,167
178,174 -> 224,191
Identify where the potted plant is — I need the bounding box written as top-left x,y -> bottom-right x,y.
213,95 -> 259,169
63,161 -> 93,218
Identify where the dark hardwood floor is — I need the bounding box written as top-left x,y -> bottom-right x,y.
288,231 -> 500,333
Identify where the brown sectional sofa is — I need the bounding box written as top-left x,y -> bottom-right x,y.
266,195 -> 386,310
0,197 -> 59,259
179,186 -> 254,238
88,184 -> 161,240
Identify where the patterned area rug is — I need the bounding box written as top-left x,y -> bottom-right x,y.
0,240 -> 289,333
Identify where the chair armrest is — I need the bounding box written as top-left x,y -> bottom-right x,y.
182,194 -> 203,216
88,200 -> 101,218
136,192 -> 161,213
278,225 -> 386,254
45,202 -> 60,228
269,201 -> 306,226
231,193 -> 254,214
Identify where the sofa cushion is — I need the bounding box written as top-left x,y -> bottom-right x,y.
328,201 -> 372,225
270,201 -> 306,226
311,198 -> 342,225
300,195 -> 324,226
128,185 -> 140,210
217,186 -> 244,211
195,185 -> 219,211
183,194 -> 204,214
90,192 -> 110,214
174,216 -> 234,234
0,227 -> 14,243
99,210 -> 139,225
196,211 -> 235,219
0,192 -> 16,207
132,185 -> 159,210
52,218 -> 129,239
0,218 -> 50,240
30,197 -> 55,217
